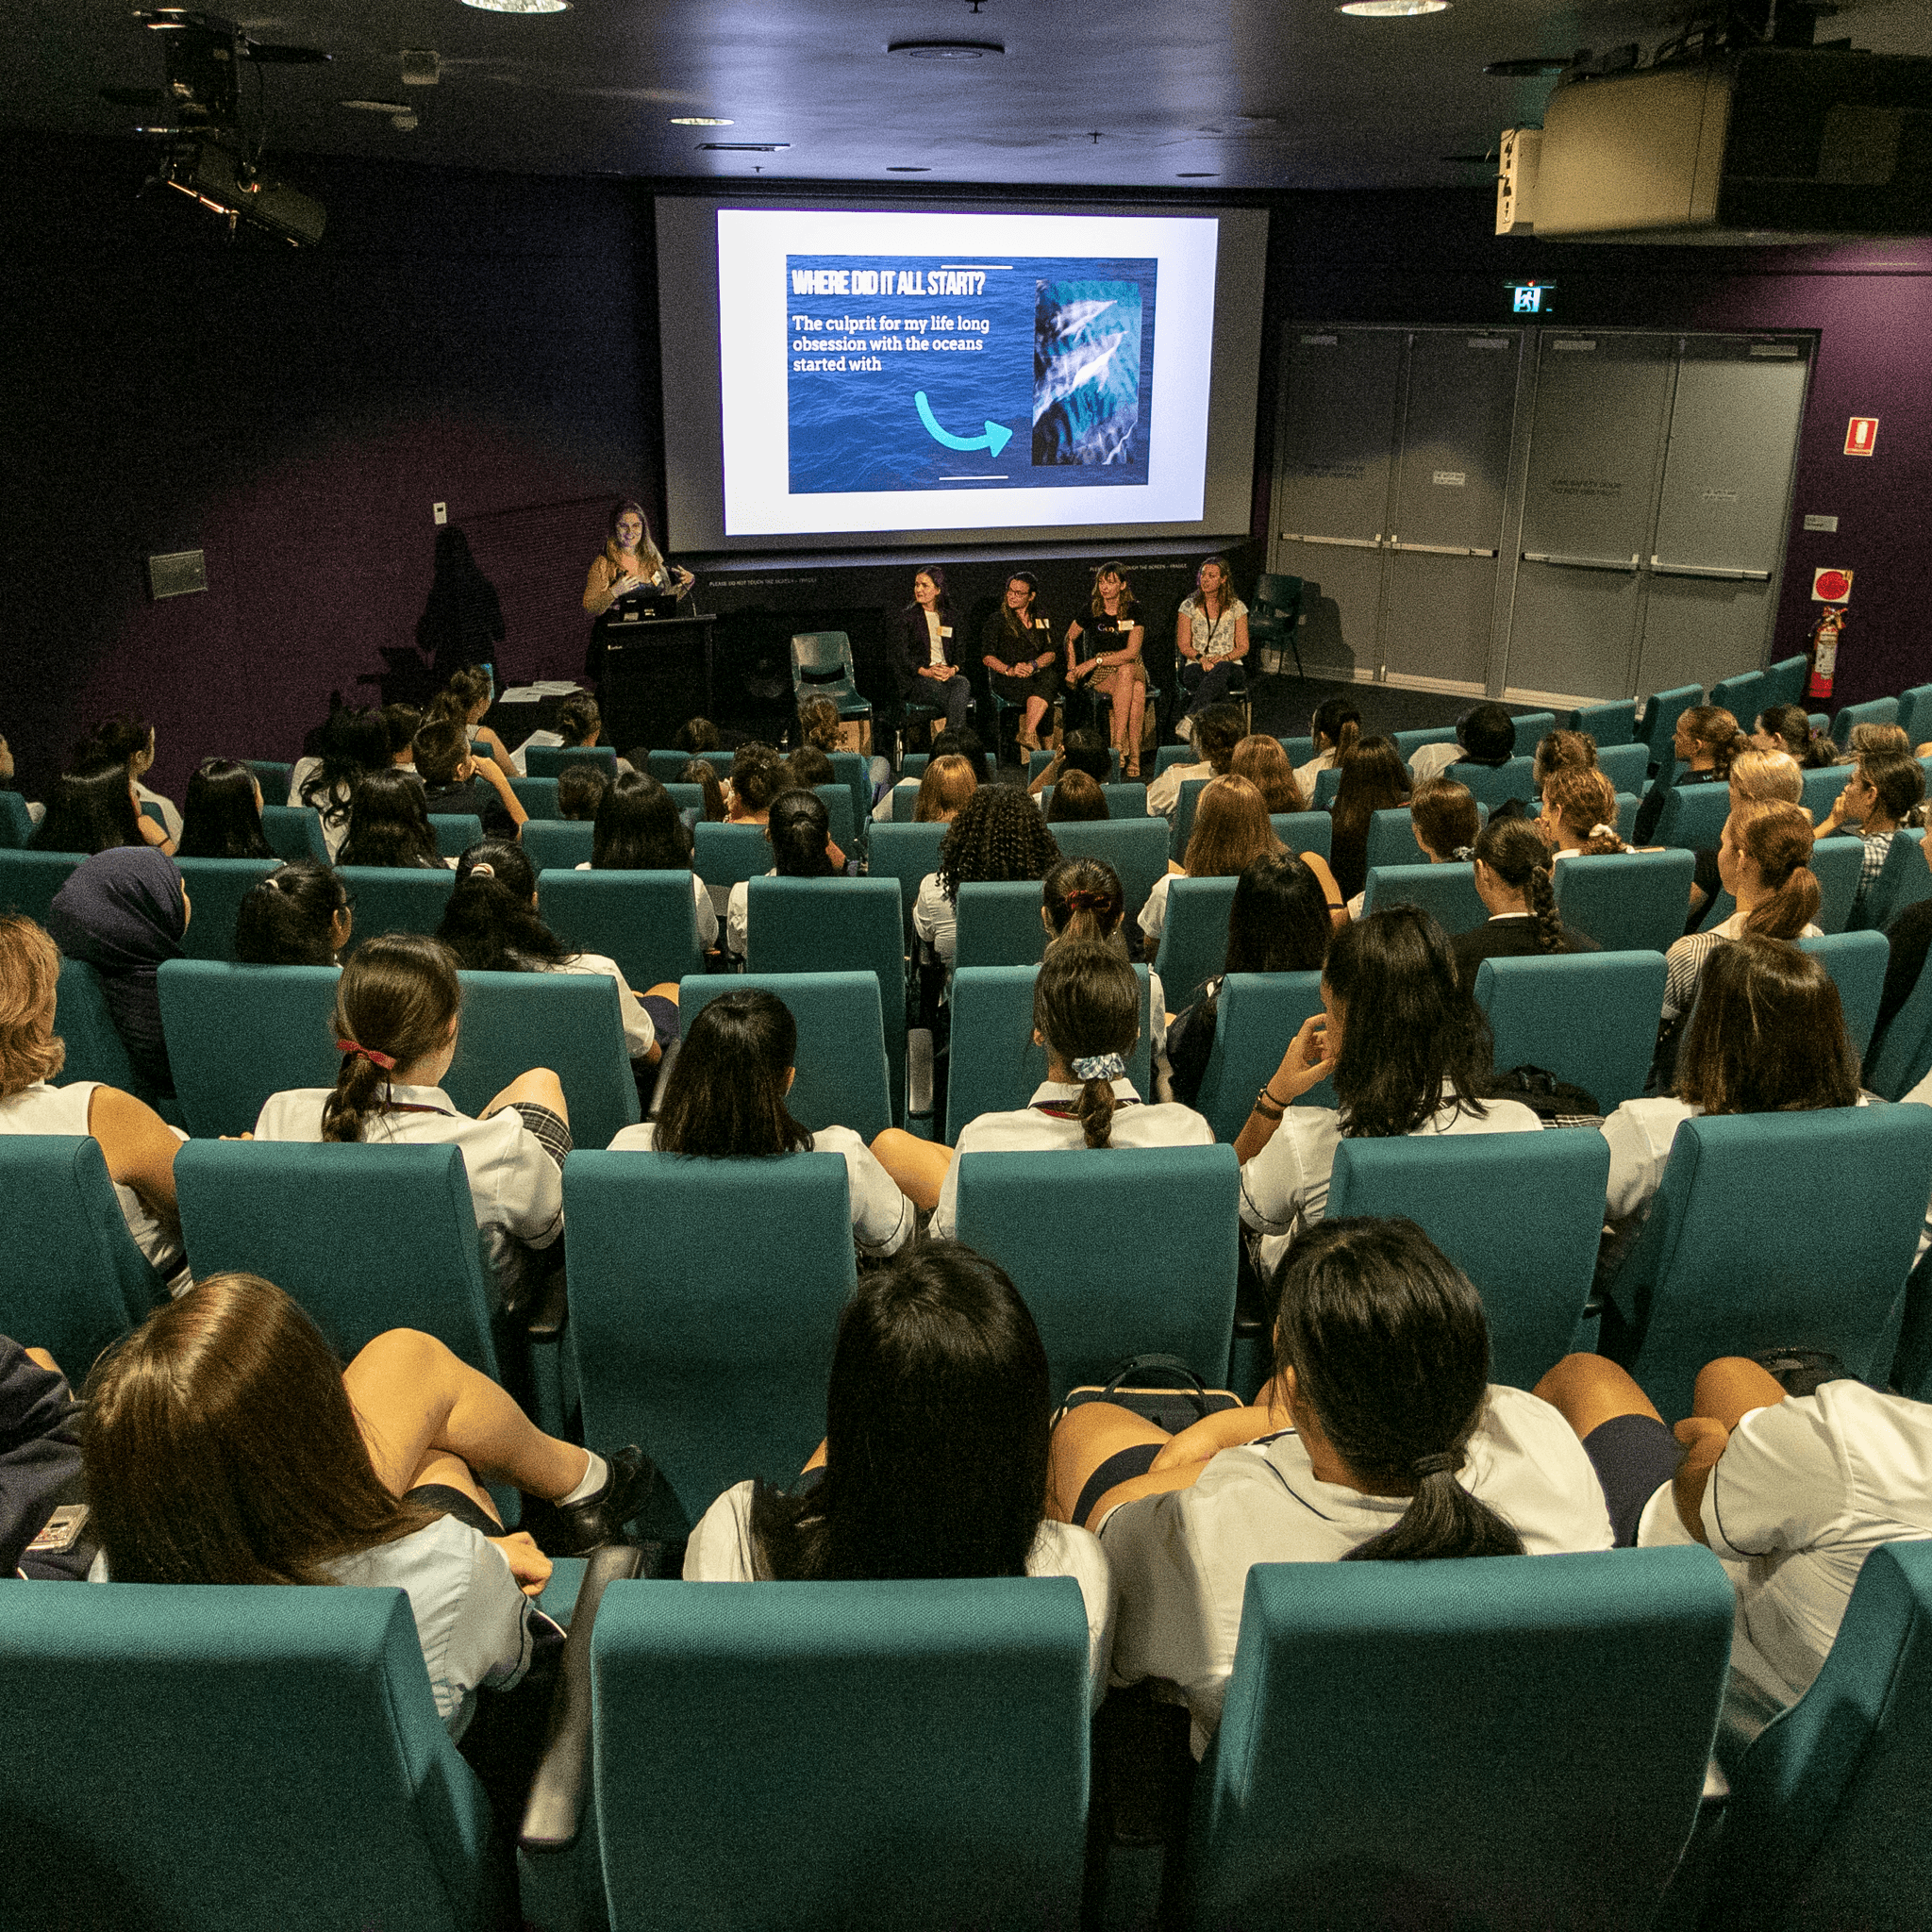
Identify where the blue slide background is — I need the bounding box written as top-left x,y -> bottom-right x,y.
785,254 -> 1157,496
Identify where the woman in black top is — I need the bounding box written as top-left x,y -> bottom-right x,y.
1452,818 -> 1600,985
979,572 -> 1058,754
1633,705 -> 1742,846
894,567 -> 972,739
1062,563 -> 1146,775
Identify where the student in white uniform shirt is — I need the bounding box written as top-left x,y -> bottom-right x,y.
0,913 -> 190,1291
1235,905 -> 1542,1276
725,787 -> 841,961
684,1243 -> 1115,1710
608,988 -> 913,1260
576,770 -> 719,953
1537,1349 -> 1932,1726
1291,694 -> 1361,800
82,1273 -> 654,1744
253,934 -> 568,1311
874,940 -> 1213,1237
435,840 -> 676,1070
508,690 -> 625,776
909,781 -> 1062,971
1144,704 -> 1244,820
1050,1218 -> 1615,1756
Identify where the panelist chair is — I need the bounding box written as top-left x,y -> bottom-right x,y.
791,631 -> 873,751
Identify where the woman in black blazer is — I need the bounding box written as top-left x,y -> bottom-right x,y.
894,566 -> 973,738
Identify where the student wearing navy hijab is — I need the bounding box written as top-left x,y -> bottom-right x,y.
45,847 -> 189,1099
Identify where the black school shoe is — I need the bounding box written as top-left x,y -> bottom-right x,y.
523,1445 -> 657,1557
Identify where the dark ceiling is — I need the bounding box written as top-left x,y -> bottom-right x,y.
9,0 -> 1930,192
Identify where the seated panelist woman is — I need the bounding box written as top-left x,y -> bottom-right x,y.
1063,563 -> 1146,777
895,567 -> 973,739
581,499 -> 694,684
981,572 -> 1059,755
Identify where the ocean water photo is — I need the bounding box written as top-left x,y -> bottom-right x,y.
1033,280 -> 1143,466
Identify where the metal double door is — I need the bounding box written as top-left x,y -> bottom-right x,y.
1271,326 -> 1811,704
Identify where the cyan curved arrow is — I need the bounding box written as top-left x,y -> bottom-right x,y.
915,391 -> 1014,459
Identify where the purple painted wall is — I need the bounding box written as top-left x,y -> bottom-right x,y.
1262,190 -> 1932,707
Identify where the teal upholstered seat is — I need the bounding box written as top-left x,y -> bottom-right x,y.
1182,1549 -> 1733,1931
1596,741 -> 1651,793
428,812 -> 484,858
1600,1107 -> 1932,1418
1794,930 -> 1889,1059
1762,654 -> 1808,709
1473,950 -> 1669,1112
0,848 -> 83,927
563,1149 -> 856,1533
1568,698 -> 1639,746
158,959 -> 338,1138
0,792 -> 35,848
693,821 -> 772,896
1639,683 -> 1705,773
865,819 -> 947,941
953,1144 -> 1240,1388
0,1583 -> 507,1932
538,868 -> 704,991
1154,874 -> 1241,1008
1457,756 -> 1540,816
953,879 -> 1047,970
1831,695 -> 1899,747
260,804 -> 330,863
525,743 -> 617,779
1849,828 -> 1930,933
1272,809 -> 1331,860
1708,668 -> 1766,724
1049,816 -> 1171,928
335,864 -> 457,945
944,963 -> 1153,1144
509,775 -> 561,819
522,821 -> 596,872
1653,782 -> 1732,852
0,1136 -> 168,1381
1360,862 -> 1486,935
177,857 -> 279,962
1325,1130 -> 1613,1384
1191,970 -> 1327,1141
1551,849 -> 1696,955
1365,807 -> 1424,872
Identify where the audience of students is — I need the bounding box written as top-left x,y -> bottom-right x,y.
1227,732 -> 1305,814
1453,818 -> 1601,982
31,760 -> 170,858
293,708 -> 391,860
585,770 -> 720,951
1815,747 -> 1924,911
1325,736 -> 1411,906
554,763 -> 608,822
1749,702 -> 1839,769
726,788 -> 841,959
1293,695 -> 1361,795
1146,704 -> 1243,819
1408,703 -> 1515,786
336,766 -> 445,871
1139,775 -> 1287,947
79,716 -> 182,845
912,753 -> 976,824
233,859 -> 352,965
913,782 -> 1062,968
175,758 -> 273,860
412,718 -> 525,841
1634,706 -> 1743,846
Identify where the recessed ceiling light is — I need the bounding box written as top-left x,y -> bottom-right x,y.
888,41 -> 1004,59
671,116 -> 734,126
1339,1 -> 1449,14
461,0 -> 570,13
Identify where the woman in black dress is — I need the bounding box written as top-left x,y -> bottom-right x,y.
979,572 -> 1059,754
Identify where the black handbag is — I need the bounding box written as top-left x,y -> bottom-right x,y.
1054,1353 -> 1241,1437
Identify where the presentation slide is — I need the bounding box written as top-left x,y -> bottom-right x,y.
715,208 -> 1222,540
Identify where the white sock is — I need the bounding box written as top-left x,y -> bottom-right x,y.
558,1450 -> 609,1505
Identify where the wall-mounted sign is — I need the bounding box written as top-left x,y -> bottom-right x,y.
1844,417 -> 1878,457
1803,514 -> 1840,533
147,551 -> 207,600
1432,471 -> 1466,487
1506,280 -> 1555,317
1812,567 -> 1853,603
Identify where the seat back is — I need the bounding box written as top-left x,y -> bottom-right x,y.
693,820 -> 774,891
1653,782 -> 1733,852
1762,654 -> 1808,709
1172,775 -> 1213,860
1326,1131 -> 1612,1388
946,964 -> 1153,1144
1155,874 -> 1241,1008
1360,862 -> 1487,935
591,1576 -> 1091,1932
1394,725 -> 1457,762
177,857 -> 279,963
1607,1108 -> 1932,1417
1041,781 -> 1143,822
335,866 -> 456,946
0,848 -> 83,926
1568,698 -> 1639,746
682,972 -> 891,1142
954,1145 -> 1240,1388
955,879 -> 1048,969
1551,849 -> 1697,955
1457,756 -> 1539,815
538,869 -> 704,991
0,791 -> 34,849
1714,1537 -> 1932,1932
826,750 -> 873,842
158,960 -> 338,1137
1869,941 -> 1932,1099
1186,1549 -> 1733,1932
242,758 -> 292,802
1273,809 -> 1332,860
1049,817 -> 1172,929
177,1137 -> 500,1374
866,819 -> 948,939
0,1583 -> 502,1932
1795,930 -> 1890,1059
1155,743 -> 1197,778
1279,735 -> 1316,767
0,1136 -> 166,1379
1801,763 -> 1855,820
813,782 -> 858,859
1639,683 -> 1705,769
1895,683 -> 1932,748
53,955 -> 142,1094
1474,951 -> 1670,1112
791,629 -> 857,682
522,820 -> 596,872
564,1150 -> 856,1530
1708,668 -> 1767,724
525,743 -> 617,779
644,749 -> 691,784
1596,741 -> 1651,793
260,804 -> 329,863
884,777 -> 922,822
1192,972 -> 1327,1140
1811,834 -> 1872,934
748,877 -> 907,1120
509,775 -> 562,819
1365,807 -> 1423,872
427,813 -> 483,859
1832,695 -> 1899,747
1850,827 -> 1930,932
444,970 -> 639,1151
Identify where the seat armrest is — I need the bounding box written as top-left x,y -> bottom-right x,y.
523,1259 -> 571,1345
520,1542 -> 645,1855
907,1026 -> 935,1121
647,1038 -> 681,1118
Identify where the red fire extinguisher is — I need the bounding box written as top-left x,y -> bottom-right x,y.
1807,606 -> 1845,704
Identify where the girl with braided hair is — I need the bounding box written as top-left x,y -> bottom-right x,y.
903,941 -> 1212,1238
911,782 -> 1061,967
1050,1215 -> 1613,1756
252,933 -> 569,1310
1452,818 -> 1601,985
1541,765 -> 1632,858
